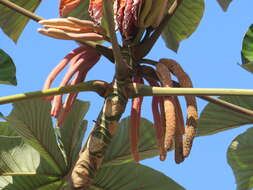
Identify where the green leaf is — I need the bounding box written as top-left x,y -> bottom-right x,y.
0,49 -> 17,86
216,0 -> 233,11
91,163 -> 185,190
0,0 -> 41,42
59,100 -> 89,168
240,24 -> 253,74
0,101 -> 90,189
6,99 -> 67,175
0,176 -> 62,190
0,136 -> 39,175
0,127 -> 61,189
103,117 -> 158,166
162,0 -> 204,52
0,121 -> 17,136
63,0 -> 91,20
197,96 -> 253,136
227,127 -> 253,190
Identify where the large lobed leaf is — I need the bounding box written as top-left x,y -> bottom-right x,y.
240,24 -> 253,74
103,117 -> 159,166
197,96 -> 253,136
0,99 -> 89,190
227,127 -> 253,190
0,100 -> 186,190
90,162 -> 185,190
0,49 -> 17,86
6,100 -> 67,175
0,0 -> 41,42
0,121 -> 17,136
0,122 -> 61,190
58,100 -> 89,169
162,0 -> 204,52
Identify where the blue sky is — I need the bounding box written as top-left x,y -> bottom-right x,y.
1,0 -> 253,189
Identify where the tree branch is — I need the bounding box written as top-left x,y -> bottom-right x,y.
0,0 -> 44,22
103,0 -> 128,81
3,82 -> 253,105
126,83 -> 253,97
0,80 -> 109,105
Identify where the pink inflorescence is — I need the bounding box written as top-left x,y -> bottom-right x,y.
43,45 -> 100,126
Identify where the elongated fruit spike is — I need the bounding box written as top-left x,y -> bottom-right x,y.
145,78 -> 166,161
130,76 -> 144,162
156,63 -> 176,151
159,58 -> 198,158
174,96 -> 184,164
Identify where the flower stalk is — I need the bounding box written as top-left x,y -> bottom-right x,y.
103,0 -> 129,81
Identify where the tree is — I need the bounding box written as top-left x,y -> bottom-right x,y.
0,0 -> 250,189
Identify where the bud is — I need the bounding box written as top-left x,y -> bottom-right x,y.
114,0 -> 142,40
38,17 -> 105,43
138,0 -> 168,28
89,0 -> 103,23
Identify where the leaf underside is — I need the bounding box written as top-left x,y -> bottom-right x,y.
227,127 -> 253,190
197,96 -> 253,136
0,49 -> 17,86
240,24 -> 253,74
162,0 -> 205,52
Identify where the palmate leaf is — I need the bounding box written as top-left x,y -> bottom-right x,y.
58,100 -> 89,169
0,122 -> 61,190
162,0 -> 204,52
0,121 -> 17,136
0,0 -> 41,42
227,127 -> 253,190
240,24 -> 253,74
216,0 -> 233,11
0,49 -> 17,86
5,99 -> 67,175
90,163 -> 185,190
103,117 -> 158,166
197,96 -> 253,136
0,99 -> 90,190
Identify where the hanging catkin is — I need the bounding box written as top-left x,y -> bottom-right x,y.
159,58 -> 198,158
156,63 -> 177,151
130,76 -> 144,162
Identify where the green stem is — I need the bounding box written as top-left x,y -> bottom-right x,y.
3,82 -> 253,105
0,80 -> 108,105
78,41 -> 114,62
103,0 -> 127,81
0,0 -> 44,22
126,83 -> 253,97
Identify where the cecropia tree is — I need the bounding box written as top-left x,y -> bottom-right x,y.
0,0 -> 253,190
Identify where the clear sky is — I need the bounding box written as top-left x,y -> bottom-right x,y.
1,0 -> 253,189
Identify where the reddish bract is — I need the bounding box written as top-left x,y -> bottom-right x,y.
59,0 -> 81,17
114,0 -> 142,39
89,0 -> 103,23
